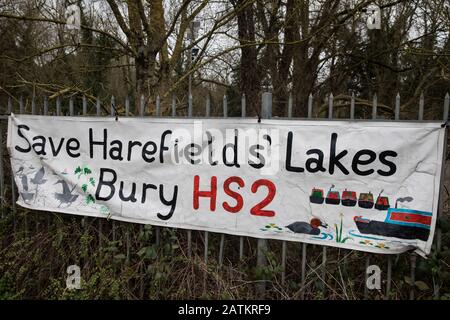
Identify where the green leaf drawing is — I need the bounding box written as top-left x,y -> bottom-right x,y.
84,167 -> 92,175
86,194 -> 95,204
89,177 -> 96,186
81,184 -> 88,193
74,166 -> 82,175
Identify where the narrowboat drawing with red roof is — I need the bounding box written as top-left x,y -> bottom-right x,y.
325,185 -> 340,205
342,189 -> 357,207
309,188 -> 324,204
358,192 -> 374,209
354,208 -> 432,241
375,190 -> 390,211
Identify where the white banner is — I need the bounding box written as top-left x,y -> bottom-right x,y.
7,114 -> 446,255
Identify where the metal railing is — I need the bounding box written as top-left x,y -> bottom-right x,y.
0,90 -> 448,299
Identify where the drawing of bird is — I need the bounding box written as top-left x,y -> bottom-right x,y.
30,167 -> 47,185
54,180 -> 78,207
20,174 -> 34,202
286,218 -> 328,235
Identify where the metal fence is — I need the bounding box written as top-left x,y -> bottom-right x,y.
0,90 -> 448,299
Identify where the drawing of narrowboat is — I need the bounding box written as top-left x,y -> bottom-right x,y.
375,190 -> 390,211
310,188 -> 324,204
354,208 -> 432,241
358,192 -> 374,209
342,189 -> 357,207
325,185 -> 340,205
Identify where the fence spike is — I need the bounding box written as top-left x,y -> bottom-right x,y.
82,96 -> 87,115
395,93 -> 400,120
140,94 -> 145,117
223,95 -> 228,117
205,94 -> 211,117
204,231 -> 208,264
188,94 -> 193,117
31,94 -> 36,115
172,94 -> 176,117
350,91 -> 355,120
444,92 -> 449,120
288,93 -> 293,118
125,96 -> 130,117
418,92 -> 424,121
69,97 -> 74,116
156,95 -> 161,116
301,243 -> 307,299
385,256 -> 392,299
328,93 -> 333,119
372,94 -> 378,120
44,96 -> 48,116
7,97 -> 12,114
19,96 -> 24,114
308,93 -> 313,118
96,97 -> 100,116
410,254 -> 416,300
56,96 -> 61,116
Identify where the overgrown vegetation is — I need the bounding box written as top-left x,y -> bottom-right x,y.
0,187 -> 449,299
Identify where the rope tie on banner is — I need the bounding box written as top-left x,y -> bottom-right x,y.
441,120 -> 448,128
112,101 -> 119,122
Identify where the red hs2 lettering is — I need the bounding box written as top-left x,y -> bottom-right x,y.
193,175 -> 276,217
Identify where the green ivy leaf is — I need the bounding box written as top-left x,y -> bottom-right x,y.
89,177 -> 96,186
84,167 -> 92,175
81,184 -> 88,193
74,166 -> 82,175
86,194 -> 95,204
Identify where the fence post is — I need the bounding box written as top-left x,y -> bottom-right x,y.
300,93 -> 313,300
239,94 -> 246,261
434,92 -> 449,299
172,94 -> 176,117
187,94 -> 193,259
218,95 -> 227,268
19,96 -> 26,238
256,92 -> 272,298
281,93 -> 294,285
0,101 -> 4,219
154,96 -> 161,246
203,95 -> 210,266
95,97 -> 103,249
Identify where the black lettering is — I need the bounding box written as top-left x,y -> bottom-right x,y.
249,144 -> 265,169
352,149 -> 376,176
32,136 -> 46,155
49,137 -> 65,156
285,131 -> 304,172
222,130 -> 240,168
90,128 -> 107,160
157,185 -> 178,220
142,141 -> 157,163
66,138 -> 80,158
95,168 -> 116,201
160,130 -> 171,163
305,149 -> 326,173
15,125 -> 31,153
109,140 -> 123,161
329,133 -> 349,175
378,150 -> 398,176
119,181 -> 137,202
